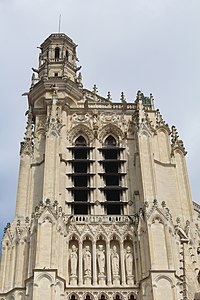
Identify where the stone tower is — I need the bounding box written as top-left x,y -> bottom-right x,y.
0,33 -> 200,300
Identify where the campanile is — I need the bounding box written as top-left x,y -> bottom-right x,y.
0,33 -> 200,300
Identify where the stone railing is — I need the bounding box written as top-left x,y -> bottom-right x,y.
193,201 -> 200,213
68,215 -> 134,224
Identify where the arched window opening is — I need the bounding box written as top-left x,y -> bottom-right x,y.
70,295 -> 77,300
85,295 -> 91,300
55,47 -> 60,60
104,135 -> 116,147
100,295 -> 106,300
75,136 -> 87,146
114,294 -> 121,300
128,295 -> 136,300
71,135 -> 91,215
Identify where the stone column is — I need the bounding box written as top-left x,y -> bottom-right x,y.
0,243 -> 8,291
66,241 -> 69,285
120,241 -> 126,286
106,241 -> 112,286
78,242 -> 83,286
92,241 -> 97,285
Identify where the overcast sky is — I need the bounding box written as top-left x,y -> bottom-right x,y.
0,0 -> 200,242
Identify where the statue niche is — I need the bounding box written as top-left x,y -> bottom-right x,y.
96,241 -> 106,285
69,241 -> 78,285
110,242 -> 120,286
83,240 -> 92,285
125,244 -> 134,285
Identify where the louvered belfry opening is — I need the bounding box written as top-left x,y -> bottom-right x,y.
99,135 -> 126,215
68,136 -> 94,215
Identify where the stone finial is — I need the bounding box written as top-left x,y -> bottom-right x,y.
161,201 -> 166,208
107,91 -> 112,101
153,199 -> 158,207
150,93 -> 155,109
46,198 -> 51,206
171,125 -> 187,156
31,73 -> 38,88
120,92 -> 126,103
92,84 -> 98,95
136,90 -> 141,103
77,72 -> 83,89
155,109 -> 169,131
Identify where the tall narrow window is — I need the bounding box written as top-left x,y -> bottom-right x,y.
55,47 -> 60,60
99,135 -> 127,215
66,50 -> 69,61
67,135 -> 94,215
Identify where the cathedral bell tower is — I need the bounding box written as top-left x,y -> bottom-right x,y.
0,33 -> 200,300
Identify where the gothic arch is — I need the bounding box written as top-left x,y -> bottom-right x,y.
173,148 -> 185,157
138,123 -> 152,138
38,211 -> 56,225
68,233 -> 81,243
98,124 -> 123,143
68,292 -> 79,300
35,272 -> 54,285
109,232 -> 121,242
157,126 -> 170,135
82,292 -> 95,300
55,281 -> 62,288
127,292 -> 137,300
154,274 -> 175,287
96,232 -> 107,241
104,134 -> 117,146
82,233 -> 95,243
148,212 -> 167,226
124,233 -> 133,241
98,292 -> 109,300
68,124 -> 94,144
112,292 -> 124,300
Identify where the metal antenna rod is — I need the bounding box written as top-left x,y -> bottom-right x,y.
58,14 -> 61,33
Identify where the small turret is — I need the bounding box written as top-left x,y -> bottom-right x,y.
37,33 -> 80,82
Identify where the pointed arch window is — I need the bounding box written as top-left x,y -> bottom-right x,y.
104,135 -> 117,147
99,134 -> 127,215
99,295 -> 106,300
128,295 -> 136,300
75,136 -> 87,147
114,295 -> 121,300
68,135 -> 94,215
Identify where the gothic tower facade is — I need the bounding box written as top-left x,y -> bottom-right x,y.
0,33 -> 200,300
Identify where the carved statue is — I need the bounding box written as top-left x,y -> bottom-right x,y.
97,245 -> 105,275
83,246 -> 91,276
111,245 -> 119,276
125,246 -> 133,276
70,245 -> 78,276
